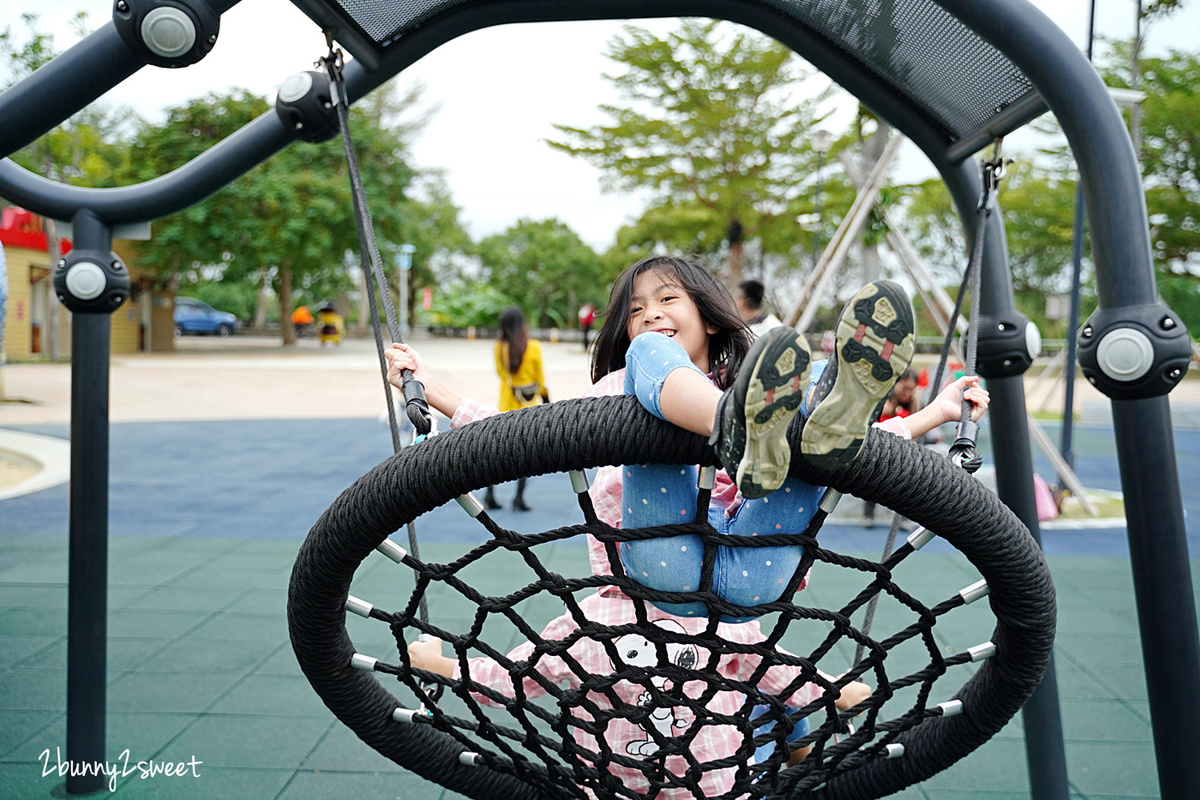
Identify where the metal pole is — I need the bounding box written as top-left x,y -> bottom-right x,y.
1061,186 -> 1084,471
1113,397 -> 1200,798
1060,0 -> 1096,472
813,151 -> 824,270
941,157 -> 1071,800
397,243 -> 415,337
64,212 -> 113,795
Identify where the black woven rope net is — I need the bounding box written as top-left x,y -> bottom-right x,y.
288,395 -> 1056,799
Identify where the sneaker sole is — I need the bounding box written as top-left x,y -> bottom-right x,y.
801,281 -> 915,469
736,332 -> 812,499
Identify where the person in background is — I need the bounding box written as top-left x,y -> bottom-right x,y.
291,304 -> 314,337
578,301 -> 596,351
734,279 -> 783,339
485,306 -> 549,511
880,369 -> 921,422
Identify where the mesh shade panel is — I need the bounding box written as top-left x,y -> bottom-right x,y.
300,0 -> 1036,142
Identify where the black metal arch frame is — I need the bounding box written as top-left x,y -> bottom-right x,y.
0,0 -> 1196,798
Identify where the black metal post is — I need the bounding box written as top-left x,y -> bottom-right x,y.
934,4 -> 1199,797
989,376 -> 1071,800
64,211 -> 114,796
1059,0 -> 1095,472
1060,185 -> 1084,471
1112,397 -> 1200,798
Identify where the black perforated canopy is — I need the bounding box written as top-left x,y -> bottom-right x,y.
289,0 -> 1046,162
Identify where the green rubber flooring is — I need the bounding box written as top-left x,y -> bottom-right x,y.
1,530 -> 1194,799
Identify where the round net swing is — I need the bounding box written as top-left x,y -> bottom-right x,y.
288,394 -> 1055,799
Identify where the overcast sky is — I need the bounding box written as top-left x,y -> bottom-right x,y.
20,0 -> 1200,249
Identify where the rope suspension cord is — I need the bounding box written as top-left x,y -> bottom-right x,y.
934,139 -> 1008,473
319,39 -> 437,662
856,141 -> 1007,665
319,39 -> 432,440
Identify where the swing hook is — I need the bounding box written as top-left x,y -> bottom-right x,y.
947,420 -> 983,474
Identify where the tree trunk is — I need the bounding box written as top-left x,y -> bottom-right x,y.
727,219 -> 744,290
356,262 -> 369,333
254,272 -> 270,329
279,263 -> 295,346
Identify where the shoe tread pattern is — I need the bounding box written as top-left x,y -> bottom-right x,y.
802,282 -> 915,469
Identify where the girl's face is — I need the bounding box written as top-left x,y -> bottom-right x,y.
626,269 -> 717,373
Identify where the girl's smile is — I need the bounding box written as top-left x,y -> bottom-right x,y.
627,269 -> 718,373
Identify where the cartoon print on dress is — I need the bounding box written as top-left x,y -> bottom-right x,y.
613,619 -> 702,757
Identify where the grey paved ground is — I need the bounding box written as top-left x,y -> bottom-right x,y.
1,333 -> 1197,799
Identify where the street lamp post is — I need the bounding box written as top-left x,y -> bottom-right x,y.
810,129 -> 833,270
396,243 -> 415,336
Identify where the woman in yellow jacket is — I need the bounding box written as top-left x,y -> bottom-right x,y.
485,306 -> 549,511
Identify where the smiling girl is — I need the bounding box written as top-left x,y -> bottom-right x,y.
387,255 -> 987,620
385,255 -> 988,788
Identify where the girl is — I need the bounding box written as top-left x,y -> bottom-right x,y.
387,257 -> 987,791
484,306 -> 548,511
387,257 -> 988,619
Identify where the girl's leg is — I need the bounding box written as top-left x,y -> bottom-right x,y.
712,477 -> 824,620
619,463 -> 706,618
620,335 -> 713,615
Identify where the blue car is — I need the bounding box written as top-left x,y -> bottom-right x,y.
174,296 -> 237,336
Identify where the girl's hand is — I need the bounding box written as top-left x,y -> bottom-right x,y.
929,375 -> 990,425
385,342 -> 432,391
383,342 -> 464,419
408,637 -> 455,678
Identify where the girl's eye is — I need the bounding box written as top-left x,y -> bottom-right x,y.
661,295 -> 676,303
629,306 -> 643,317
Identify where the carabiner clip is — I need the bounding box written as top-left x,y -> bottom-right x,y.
948,419 -> 983,474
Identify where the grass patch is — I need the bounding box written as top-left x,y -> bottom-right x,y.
1056,490 -> 1125,520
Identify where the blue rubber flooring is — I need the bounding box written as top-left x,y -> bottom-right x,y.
1,413 -> 1197,799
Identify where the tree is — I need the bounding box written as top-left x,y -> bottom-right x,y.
2,11 -> 131,361
548,20 -> 835,288
127,88 -> 420,345
1093,43 -> 1200,336
478,218 -> 606,328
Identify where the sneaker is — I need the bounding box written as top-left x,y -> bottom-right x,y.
710,327 -> 812,499
801,280 -> 916,469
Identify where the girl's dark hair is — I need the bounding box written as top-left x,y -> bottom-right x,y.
498,306 -> 527,375
590,256 -> 752,389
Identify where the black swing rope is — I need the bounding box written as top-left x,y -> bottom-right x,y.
320,42 -> 438,652
289,64 -> 1053,799
854,143 -> 1006,667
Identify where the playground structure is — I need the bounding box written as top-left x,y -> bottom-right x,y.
0,0 -> 1196,798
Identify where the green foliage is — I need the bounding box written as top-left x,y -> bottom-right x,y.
2,13 -> 131,190
905,161 -> 1080,297
424,281 -> 517,328
548,20 -> 835,280
478,218 -> 607,328
1158,273 -> 1200,339
190,280 -> 258,322
123,88 -> 426,343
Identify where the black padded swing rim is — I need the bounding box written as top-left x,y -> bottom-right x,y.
288,395 -> 1056,800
